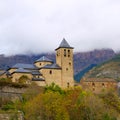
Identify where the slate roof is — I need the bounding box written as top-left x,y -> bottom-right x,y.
32,78 -> 45,81
55,38 -> 74,50
13,68 -> 31,74
42,63 -> 61,69
0,68 -> 5,75
31,70 -> 42,75
0,71 -> 6,75
12,63 -> 37,69
35,56 -> 53,63
6,71 -> 11,76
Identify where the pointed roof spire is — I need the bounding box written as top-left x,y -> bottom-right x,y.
55,38 -> 73,50
59,38 -> 70,48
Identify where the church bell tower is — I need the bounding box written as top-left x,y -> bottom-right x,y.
55,38 -> 74,88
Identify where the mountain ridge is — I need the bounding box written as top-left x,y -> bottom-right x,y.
0,49 -> 115,75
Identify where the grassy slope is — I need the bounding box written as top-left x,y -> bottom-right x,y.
84,54 -> 120,82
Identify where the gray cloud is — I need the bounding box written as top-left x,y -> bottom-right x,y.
0,0 -> 120,55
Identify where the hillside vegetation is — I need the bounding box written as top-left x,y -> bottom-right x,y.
84,54 -> 120,82
0,82 -> 120,120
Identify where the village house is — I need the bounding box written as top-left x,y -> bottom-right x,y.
80,77 -> 117,93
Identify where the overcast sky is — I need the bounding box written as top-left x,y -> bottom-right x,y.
0,0 -> 120,55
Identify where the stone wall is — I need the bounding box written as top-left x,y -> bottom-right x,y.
12,73 -> 32,83
0,111 -> 24,120
35,61 -> 52,68
41,68 -> 62,86
81,81 -> 117,93
0,86 -> 26,101
0,87 -> 26,120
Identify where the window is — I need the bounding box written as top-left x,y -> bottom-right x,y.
50,70 -> 52,74
64,49 -> 66,57
69,62 -> 71,66
66,68 -> 68,71
57,51 -> 59,56
67,82 -> 70,88
102,83 -> 105,87
40,63 -> 41,66
68,50 -> 70,57
92,82 -> 95,86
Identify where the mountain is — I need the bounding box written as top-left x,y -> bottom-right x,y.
83,54 -> 120,82
73,49 -> 115,74
0,53 -> 56,70
0,49 -> 115,74
74,64 -> 97,82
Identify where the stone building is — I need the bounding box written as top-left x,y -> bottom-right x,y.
80,77 -> 117,93
0,39 -> 75,88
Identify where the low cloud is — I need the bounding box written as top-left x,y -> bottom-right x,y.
0,0 -> 120,55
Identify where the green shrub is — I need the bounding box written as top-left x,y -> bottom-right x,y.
44,83 -> 65,94
0,77 -> 28,88
2,102 -> 15,111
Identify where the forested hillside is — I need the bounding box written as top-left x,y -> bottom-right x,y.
0,82 -> 120,120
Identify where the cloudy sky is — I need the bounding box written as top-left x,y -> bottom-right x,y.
0,0 -> 120,55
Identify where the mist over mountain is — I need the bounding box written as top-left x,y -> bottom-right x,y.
0,49 -> 115,74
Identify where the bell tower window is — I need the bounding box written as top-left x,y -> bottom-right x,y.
92,82 -> 95,86
68,50 -> 70,57
50,70 -> 52,74
102,83 -> 105,88
64,49 -> 66,57
67,82 -> 70,88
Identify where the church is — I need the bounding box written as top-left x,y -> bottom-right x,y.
0,39 -> 75,88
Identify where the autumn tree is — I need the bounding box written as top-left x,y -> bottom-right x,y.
18,75 -> 30,84
24,92 -> 69,120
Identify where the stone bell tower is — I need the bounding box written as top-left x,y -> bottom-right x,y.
55,38 -> 74,88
